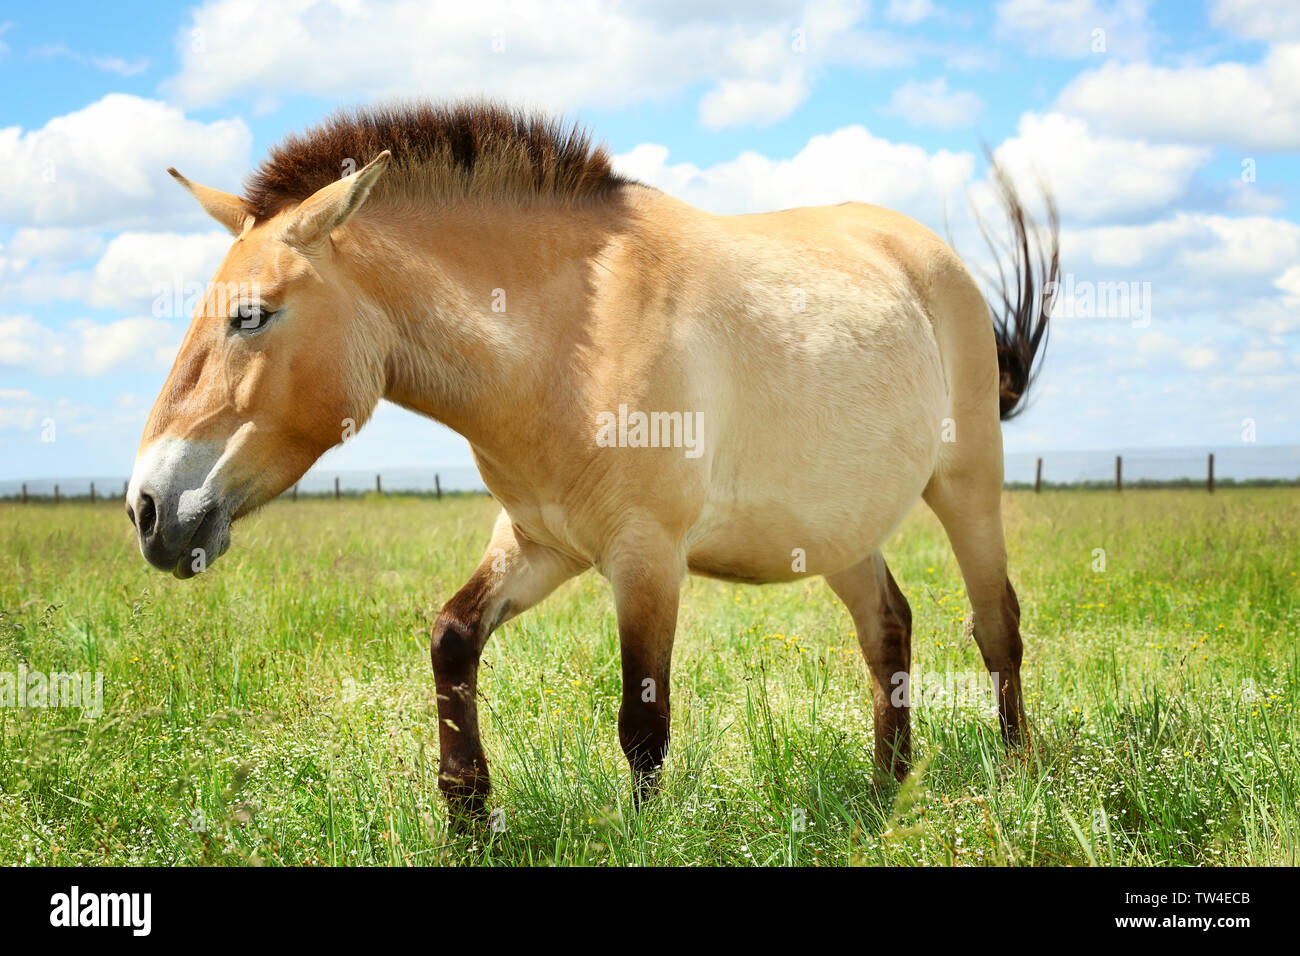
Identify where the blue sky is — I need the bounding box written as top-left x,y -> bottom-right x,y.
1,0 -> 1297,482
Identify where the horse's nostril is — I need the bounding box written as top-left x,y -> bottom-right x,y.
137,493 -> 157,538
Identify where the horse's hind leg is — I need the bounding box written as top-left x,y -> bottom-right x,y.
825,551 -> 913,780
923,467 -> 1028,749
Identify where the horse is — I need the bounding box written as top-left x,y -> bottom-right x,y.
128,102 -> 1058,823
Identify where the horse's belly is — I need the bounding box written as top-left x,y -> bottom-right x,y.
686,510 -> 888,583
684,337 -> 944,582
685,440 -> 935,582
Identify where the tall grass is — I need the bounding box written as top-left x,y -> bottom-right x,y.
0,488 -> 1295,865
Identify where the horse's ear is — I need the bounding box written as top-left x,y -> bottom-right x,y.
283,150 -> 392,251
167,168 -> 252,236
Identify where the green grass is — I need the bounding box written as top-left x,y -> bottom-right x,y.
1,488 -> 1296,866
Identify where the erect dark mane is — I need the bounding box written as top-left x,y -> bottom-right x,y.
243,101 -> 632,220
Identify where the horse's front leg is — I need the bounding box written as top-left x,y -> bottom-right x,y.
606,527 -> 686,805
431,511 -> 583,827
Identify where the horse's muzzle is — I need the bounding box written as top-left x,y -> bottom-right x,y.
126,438 -> 233,579
127,486 -> 231,579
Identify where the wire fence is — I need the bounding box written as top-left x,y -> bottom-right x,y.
3,447 -> 1299,502
1003,446 -> 1300,490
0,466 -> 486,502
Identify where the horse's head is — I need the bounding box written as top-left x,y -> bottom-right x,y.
127,152 -> 391,578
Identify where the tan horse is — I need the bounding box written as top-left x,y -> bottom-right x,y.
129,103 -> 1058,821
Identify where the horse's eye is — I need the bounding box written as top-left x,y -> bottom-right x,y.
231,305 -> 277,334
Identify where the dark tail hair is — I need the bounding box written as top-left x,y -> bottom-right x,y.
975,154 -> 1060,421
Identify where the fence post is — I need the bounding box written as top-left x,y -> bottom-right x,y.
334,476 -> 340,500
123,480 -> 129,498
21,482 -> 27,504
376,473 -> 382,494
292,483 -> 298,501
90,481 -> 96,503
1034,457 -> 1042,493
434,474 -> 442,500
54,484 -> 60,505
1208,452 -> 1214,494
1115,455 -> 1122,492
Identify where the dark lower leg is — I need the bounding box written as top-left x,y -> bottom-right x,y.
428,515 -> 585,829
826,554 -> 914,782
618,659 -> 670,805
867,564 -> 913,779
978,578 -> 1027,748
609,542 -> 681,807
431,576 -> 491,825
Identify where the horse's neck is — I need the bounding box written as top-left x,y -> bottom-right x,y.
356,199 -> 619,457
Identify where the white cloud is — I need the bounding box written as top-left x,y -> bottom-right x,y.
1059,213 -> 1300,332
0,94 -> 251,229
617,119 -> 1296,337
0,228 -> 104,304
3,228 -> 106,264
993,112 -> 1209,222
75,317 -> 182,375
615,125 -> 974,220
699,70 -> 810,130
1276,264 -> 1300,300
885,0 -> 939,24
0,389 -> 52,433
0,315 -> 66,374
0,314 -> 180,377
1224,178 -> 1286,216
1235,349 -> 1287,373
167,0 -> 880,130
1065,215 -> 1300,276
995,0 -> 1154,59
91,55 -> 151,77
1056,43 -> 1300,150
885,77 -> 983,128
995,315 -> 1300,451
1,227 -> 231,313
31,43 -> 150,76
88,231 -> 232,314
1211,0 -> 1300,41
1181,346 -> 1219,370
1137,333 -> 1219,371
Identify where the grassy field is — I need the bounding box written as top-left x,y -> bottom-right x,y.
0,488 -> 1296,866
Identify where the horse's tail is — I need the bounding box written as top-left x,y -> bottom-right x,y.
976,158 -> 1060,421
